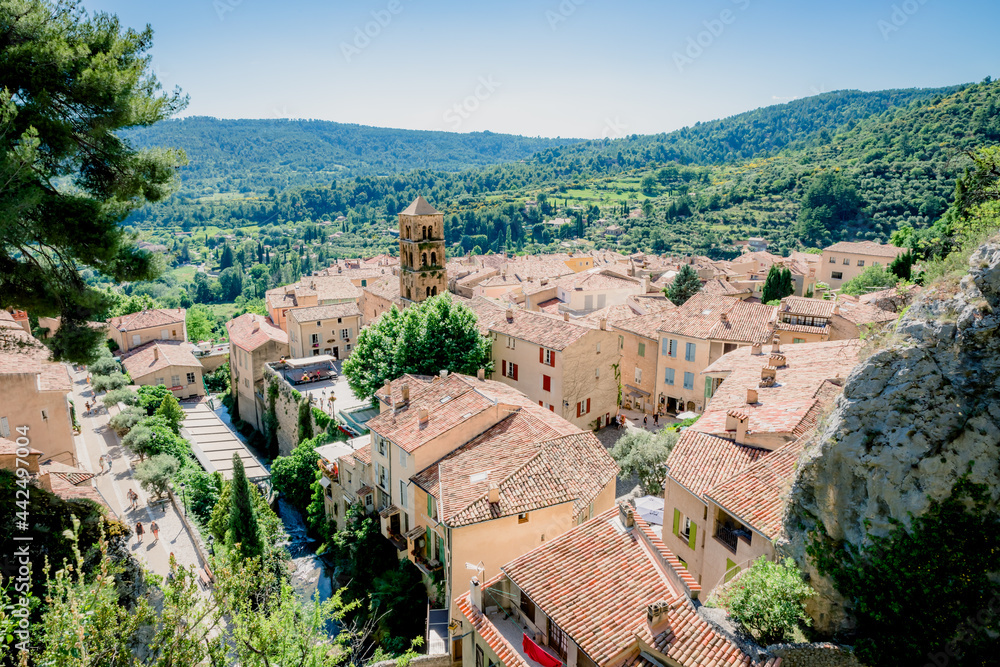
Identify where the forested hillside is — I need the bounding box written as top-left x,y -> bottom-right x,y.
120,117 -> 584,195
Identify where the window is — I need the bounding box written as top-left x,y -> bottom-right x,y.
502,361 -> 518,380
399,480 -> 407,507
828,256 -> 836,263
668,339 -> 678,357
361,279 -> 367,287
346,344 -> 352,351
341,328 -> 350,340
681,517 -> 692,539
683,372 -> 694,390
664,368 -> 675,385
619,335 -> 624,350
637,342 -> 646,358
0,417 -> 8,438
377,437 -> 386,456
542,374 -> 551,392
326,486 -> 333,499
576,398 -> 591,417
316,321 -> 322,327
541,348 -> 554,366
596,341 -> 601,354
685,342 -> 696,362
831,271 -> 843,280
858,260 -> 865,267
170,375 -> 180,387
347,471 -> 352,484
154,377 -> 164,386
843,257 -> 850,265
427,494 -> 437,521
507,336 -> 515,349
132,334 -> 141,346
398,446 -> 407,467
518,512 -> 530,523
595,367 -> 600,379
873,261 -> 881,267
634,367 -> 642,383
311,333 -> 319,345
377,463 -> 387,490
291,330 -> 298,342
793,338 -> 806,344
186,372 -> 196,384
161,329 -> 169,340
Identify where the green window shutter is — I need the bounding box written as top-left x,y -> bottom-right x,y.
705,377 -> 714,399
688,521 -> 697,550
427,493 -> 432,517
725,558 -> 741,583
425,527 -> 431,555
638,342 -> 645,358
672,509 -> 681,536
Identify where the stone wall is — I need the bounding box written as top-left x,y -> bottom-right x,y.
367,653 -> 451,667
262,364 -> 312,456
766,643 -> 865,667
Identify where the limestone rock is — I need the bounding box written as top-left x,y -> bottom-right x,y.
779,239 -> 1000,634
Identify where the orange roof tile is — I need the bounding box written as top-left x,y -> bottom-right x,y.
666,431 -> 768,500
823,241 -> 905,259
658,294 -> 776,343
226,314 -> 288,351
107,308 -> 185,332
120,340 -> 202,380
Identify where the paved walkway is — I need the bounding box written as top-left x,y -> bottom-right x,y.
70,370 -> 204,579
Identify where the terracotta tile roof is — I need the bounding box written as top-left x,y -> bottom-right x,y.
613,312 -> 670,340
697,341 -> 860,441
701,278 -> 746,296
107,308 -> 185,332
582,303 -> 640,327
0,328 -> 72,392
666,430 -> 768,500
40,460 -> 95,486
498,508 -> 757,667
226,314 -> 288,351
779,297 -> 834,318
287,302 -> 362,322
307,276 -> 363,302
834,300 -> 899,326
775,321 -> 830,335
351,443 -> 372,465
265,288 -> 297,310
823,241 -> 905,259
120,340 -> 202,380
362,276 -> 403,304
468,300 -> 596,350
658,293 -> 777,343
367,381 -> 494,453
0,437 -> 41,456
706,436 -> 808,540
552,269 -> 641,292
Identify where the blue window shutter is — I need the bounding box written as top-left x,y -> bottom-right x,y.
684,372 -> 694,390
665,368 -> 675,385
661,338 -> 669,355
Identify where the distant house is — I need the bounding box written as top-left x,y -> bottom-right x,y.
107,308 -> 187,354
226,314 -> 289,432
120,340 -> 205,400
820,241 -> 905,289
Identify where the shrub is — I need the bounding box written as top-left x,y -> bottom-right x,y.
271,438 -> 320,513
101,387 -> 138,410
109,406 -> 146,436
92,371 -> 128,393
88,355 -> 120,376
155,394 -> 186,434
137,384 -> 173,415
134,454 -> 181,498
715,557 -> 813,644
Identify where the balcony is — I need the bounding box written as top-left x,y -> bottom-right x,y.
715,521 -> 752,554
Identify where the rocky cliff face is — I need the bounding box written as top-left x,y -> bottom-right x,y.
780,240 -> 1000,633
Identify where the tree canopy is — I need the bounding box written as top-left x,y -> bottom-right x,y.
665,264 -> 702,306
0,0 -> 186,363
610,429 -> 679,496
343,293 -> 492,401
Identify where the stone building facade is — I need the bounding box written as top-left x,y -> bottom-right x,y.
399,196 -> 447,303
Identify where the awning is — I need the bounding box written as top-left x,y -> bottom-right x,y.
403,525 -> 425,540
379,505 -> 400,518
625,384 -> 650,398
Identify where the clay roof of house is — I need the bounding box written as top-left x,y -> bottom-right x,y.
506,259 -> 575,285
823,241 -> 905,258
265,288 -> 298,310
120,340 -> 202,380
732,251 -> 784,267
552,269 -> 642,292
666,430 -> 769,500
40,460 -> 96,486
705,435 -> 807,540
287,302 -> 362,323
779,296 -> 835,318
775,321 -> 831,335
658,293 -> 777,343
226,314 -> 288,351
107,308 -> 185,332
0,437 -> 41,456
613,312 -> 670,340
400,195 -> 440,216
305,276 -> 362,302
697,341 -> 860,440
351,443 -> 371,465
582,303 -> 641,328
467,299 -> 597,350
701,278 -> 746,296
362,276 -> 404,304
834,299 -> 899,326
0,327 -> 72,392
412,413 -> 614,527
491,507 -> 760,667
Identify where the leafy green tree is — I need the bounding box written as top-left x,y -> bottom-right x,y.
761,265 -> 795,304
228,453 -> 264,560
134,453 -> 180,498
186,304 -> 214,342
840,265 -> 897,296
137,384 -> 173,415
370,560 -> 428,651
610,429 -> 679,495
306,476 -> 335,541
665,264 -> 702,306
344,294 -> 492,402
796,171 -> 864,247
109,405 -> 146,436
888,250 -> 914,281
91,371 -> 128,393
101,386 -> 137,410
219,266 -> 244,301
297,399 -> 314,443
271,439 -> 320,514
641,175 -> 658,197
204,360 -> 231,393
209,474 -> 283,548
87,354 -> 121,377
0,0 -> 186,364
714,557 -> 813,644
178,469 -> 223,524
121,414 -> 187,459
155,393 -> 185,434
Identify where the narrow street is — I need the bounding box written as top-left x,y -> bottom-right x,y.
69,368 -> 205,579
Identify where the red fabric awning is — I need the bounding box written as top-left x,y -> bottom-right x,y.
522,634 -> 561,667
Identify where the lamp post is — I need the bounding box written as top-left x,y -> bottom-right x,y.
180,482 -> 187,516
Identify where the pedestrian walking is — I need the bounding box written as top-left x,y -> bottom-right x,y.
84,400 -> 91,415
135,522 -> 144,544
150,521 -> 160,543
105,450 -> 113,471
643,414 -> 648,428
653,413 -> 659,427
97,454 -> 105,474
127,488 -> 139,510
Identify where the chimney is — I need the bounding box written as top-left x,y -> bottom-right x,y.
470,577 -> 483,611
771,338 -> 781,353
618,502 -> 635,528
488,482 -> 500,504
600,317 -> 608,331
477,368 -> 485,381
153,347 -> 160,361
383,379 -> 392,398
719,312 -> 729,323
563,312 -> 569,322
746,388 -> 758,404
401,383 -> 410,403
833,304 -> 841,315
505,308 -> 514,322
251,318 -> 260,334
770,352 -> 787,368
760,366 -> 777,386
417,408 -> 429,425
751,342 -> 762,355
439,369 -> 448,379
736,415 -> 749,445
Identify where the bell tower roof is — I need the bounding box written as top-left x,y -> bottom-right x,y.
401,195 -> 440,216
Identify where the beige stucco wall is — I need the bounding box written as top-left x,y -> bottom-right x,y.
0,374 -> 75,463
111,321 -> 186,354
819,248 -> 902,289
133,364 -> 204,400
774,328 -> 828,346
699,500 -> 775,595
662,477 -> 709,587
230,339 -> 289,431
288,314 -> 360,360
555,283 -> 643,313
614,328 -> 659,414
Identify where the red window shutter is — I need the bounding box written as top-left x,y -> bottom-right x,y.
543,375 -> 551,392
539,400 -> 543,407
539,347 -> 544,363
550,353 -> 555,368
512,363 -> 518,380
586,398 -> 591,414
549,404 -> 554,412
502,360 -> 507,376
576,402 -> 581,418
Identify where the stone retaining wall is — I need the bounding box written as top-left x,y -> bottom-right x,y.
367,653 -> 451,667
766,643 -> 865,667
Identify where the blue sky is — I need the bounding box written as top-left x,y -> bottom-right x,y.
89,0 -> 998,138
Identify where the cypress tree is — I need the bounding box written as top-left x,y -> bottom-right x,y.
666,264 -> 703,306
761,265 -> 782,304
780,267 -> 795,299
228,453 -> 263,560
